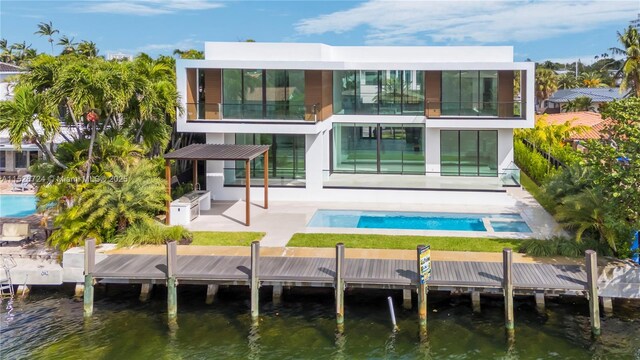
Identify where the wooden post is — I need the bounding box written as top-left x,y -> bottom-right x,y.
272,284 -> 283,304
335,243 -> 345,332
417,245 -> 427,335
139,283 -> 153,302
245,159 -> 251,226
402,289 -> 412,309
503,248 -> 514,334
167,241 -> 178,323
263,150 -> 269,209
74,283 -> 84,298
471,291 -> 481,313
535,292 -> 545,314
193,160 -> 198,190
83,238 -> 96,318
205,284 -> 218,305
601,297 -> 613,315
250,241 -> 260,322
165,159 -> 171,225
586,250 -> 601,336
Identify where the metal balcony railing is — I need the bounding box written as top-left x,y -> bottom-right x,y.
425,101 -> 525,119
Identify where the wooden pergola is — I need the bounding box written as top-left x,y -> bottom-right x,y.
164,144 -> 270,226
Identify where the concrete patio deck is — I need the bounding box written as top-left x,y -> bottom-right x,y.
187,186 -> 561,247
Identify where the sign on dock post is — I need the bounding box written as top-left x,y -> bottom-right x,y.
417,245 -> 431,337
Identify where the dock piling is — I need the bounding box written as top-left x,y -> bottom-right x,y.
471,291 -> 481,313
139,283 -> 153,302
250,241 -> 260,322
585,250 -> 601,336
503,248 -> 514,334
417,245 -> 428,336
601,297 -> 613,315
272,284 -> 283,304
167,241 -> 178,323
335,243 -> 345,332
206,284 -> 218,305
402,289 -> 412,309
534,292 -> 545,314
83,238 -> 96,318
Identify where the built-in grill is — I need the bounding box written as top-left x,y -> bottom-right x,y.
178,192 -> 201,221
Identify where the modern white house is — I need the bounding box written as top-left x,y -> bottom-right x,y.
174,42 -> 535,204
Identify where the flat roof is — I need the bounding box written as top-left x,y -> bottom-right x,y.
164,144 -> 270,161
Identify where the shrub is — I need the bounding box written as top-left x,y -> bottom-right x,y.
519,239 -> 557,257
115,221 -> 193,247
514,141 -> 557,184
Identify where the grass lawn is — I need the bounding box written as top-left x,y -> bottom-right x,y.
191,231 -> 265,246
520,172 -> 556,215
288,233 -> 524,252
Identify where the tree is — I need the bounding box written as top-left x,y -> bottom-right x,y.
579,71 -> 607,88
557,73 -> 578,89
563,96 -> 593,112
172,48 -> 203,59
34,21 -> 58,55
610,26 -> 640,97
0,85 -> 67,169
77,40 -> 98,58
555,189 -> 620,254
535,68 -> 558,109
583,97 -> 640,234
57,35 -> 77,55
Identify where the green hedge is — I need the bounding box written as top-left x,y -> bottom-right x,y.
514,141 -> 558,184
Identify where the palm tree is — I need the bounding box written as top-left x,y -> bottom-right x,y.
579,71 -> 607,88
57,35 -> 77,55
0,38 -> 11,63
77,40 -> 98,57
562,96 -> 593,112
557,73 -> 578,89
555,189 -> 619,254
535,68 -> 558,109
0,85 -> 67,169
172,48 -> 203,59
34,21 -> 59,55
610,25 -> 640,97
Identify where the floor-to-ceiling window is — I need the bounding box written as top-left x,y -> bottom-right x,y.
440,130 -> 498,176
332,123 -> 425,174
333,70 -> 424,115
222,69 -> 305,119
441,71 -> 497,116
234,134 -> 306,183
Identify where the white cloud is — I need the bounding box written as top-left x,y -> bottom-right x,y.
75,0 -> 223,16
107,38 -> 202,55
295,0 -> 639,45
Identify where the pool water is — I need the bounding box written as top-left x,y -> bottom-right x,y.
308,210 -> 532,233
0,195 -> 37,217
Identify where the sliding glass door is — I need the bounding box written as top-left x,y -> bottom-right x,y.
332,123 -> 425,174
440,130 -> 498,176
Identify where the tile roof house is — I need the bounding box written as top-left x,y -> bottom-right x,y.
537,111 -> 611,141
545,87 -> 630,113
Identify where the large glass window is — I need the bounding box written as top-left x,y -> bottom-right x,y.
222,69 -> 305,119
15,151 -> 27,168
332,123 -> 425,174
234,134 -> 306,181
441,71 -> 497,116
332,70 -> 424,115
440,130 -> 498,176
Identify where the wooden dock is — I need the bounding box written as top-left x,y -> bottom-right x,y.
81,240 -> 603,337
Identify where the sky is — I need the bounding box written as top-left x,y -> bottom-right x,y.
1,0 -> 638,63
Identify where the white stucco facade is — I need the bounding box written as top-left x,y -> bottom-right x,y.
176,42 -> 534,205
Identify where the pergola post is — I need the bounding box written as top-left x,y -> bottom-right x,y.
193,159 -> 198,190
165,159 -> 171,225
245,159 -> 251,226
264,150 -> 269,209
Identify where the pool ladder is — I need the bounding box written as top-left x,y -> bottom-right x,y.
0,257 -> 16,298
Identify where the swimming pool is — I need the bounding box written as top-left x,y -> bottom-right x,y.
0,195 -> 37,218
307,210 -> 532,233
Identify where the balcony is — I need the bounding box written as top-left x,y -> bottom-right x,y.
186,103 -> 321,122
426,101 -> 525,119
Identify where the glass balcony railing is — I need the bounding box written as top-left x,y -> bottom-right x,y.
186,103 -> 321,121
425,101 -> 525,118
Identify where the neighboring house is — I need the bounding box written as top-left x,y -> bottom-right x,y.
0,62 -> 33,174
0,62 -> 24,101
545,87 -> 630,113
539,111 -> 611,150
174,42 -> 535,203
